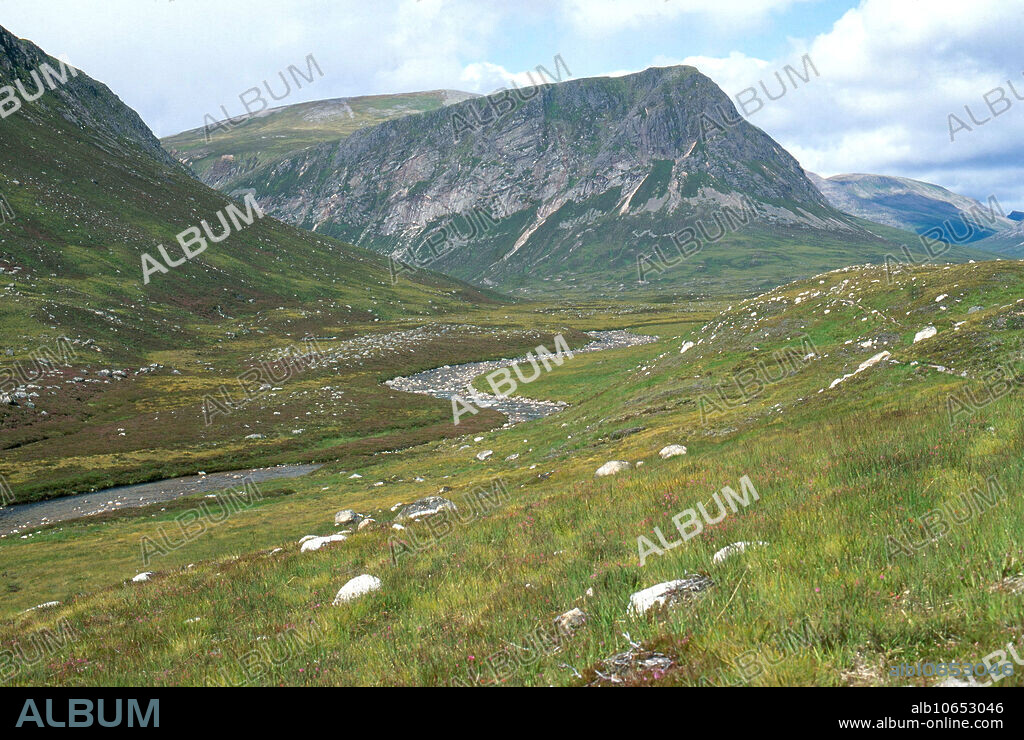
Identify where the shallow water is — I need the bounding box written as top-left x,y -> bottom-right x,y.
386,329 -> 658,425
0,464 -> 322,538
0,330 -> 657,537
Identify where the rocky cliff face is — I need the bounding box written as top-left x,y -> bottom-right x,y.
234,65 -> 867,293
0,25 -> 180,169
161,90 -> 479,191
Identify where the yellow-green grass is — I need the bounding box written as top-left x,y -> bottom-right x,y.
3,262 -> 1024,686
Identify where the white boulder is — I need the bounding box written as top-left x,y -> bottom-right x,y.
300,534 -> 347,552
332,574 -> 381,605
711,541 -> 768,564
659,445 -> 687,459
595,460 -> 631,477
628,575 -> 714,616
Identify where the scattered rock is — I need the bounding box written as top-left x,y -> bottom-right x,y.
334,509 -> 364,527
131,572 -> 154,583
332,574 -> 381,605
593,644 -> 674,684
22,601 -> 60,613
595,460 -> 631,477
554,607 -> 586,635
659,444 -> 687,459
300,534 -> 347,552
913,325 -> 937,343
989,575 -> 1024,594
476,449 -> 494,461
829,351 -> 891,389
712,541 -> 768,564
395,496 -> 457,522
936,676 -> 981,687
628,575 -> 714,616
357,518 -> 375,531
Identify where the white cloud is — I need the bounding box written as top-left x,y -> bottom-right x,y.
559,0 -> 808,36
672,0 -> 1024,209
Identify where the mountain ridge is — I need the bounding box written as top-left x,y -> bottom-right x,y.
223,64 -> 919,296
808,172 -> 1015,245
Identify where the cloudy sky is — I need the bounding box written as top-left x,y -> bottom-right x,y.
2,0 -> 1022,210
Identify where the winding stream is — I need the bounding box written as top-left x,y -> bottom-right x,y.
0,465 -> 322,538
0,330 -> 657,537
386,329 -> 658,424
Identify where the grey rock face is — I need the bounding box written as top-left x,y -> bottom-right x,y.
232,65 -> 861,290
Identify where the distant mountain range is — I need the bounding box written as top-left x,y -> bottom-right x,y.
970,220 -> 1024,254
807,172 -> 1016,245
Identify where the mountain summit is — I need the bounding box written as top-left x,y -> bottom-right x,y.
226,65 -> 905,295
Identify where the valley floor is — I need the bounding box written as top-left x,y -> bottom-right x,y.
2,263 -> 1024,686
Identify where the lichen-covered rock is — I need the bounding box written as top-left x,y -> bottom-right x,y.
395,496 -> 457,522
554,607 -> 586,635
334,509 -> 364,526
628,575 -> 714,616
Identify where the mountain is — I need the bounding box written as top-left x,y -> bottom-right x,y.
971,220 -> 1024,255
217,65 -> 937,297
0,26 -> 492,362
1007,210 -> 1024,221
808,172 -> 1015,244
162,90 -> 478,192
0,24 -> 514,501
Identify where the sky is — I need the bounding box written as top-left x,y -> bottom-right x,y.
1,0 -> 1022,211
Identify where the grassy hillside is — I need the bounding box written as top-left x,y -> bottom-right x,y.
0,28 -> 519,500
161,91 -> 477,191
4,260 -> 1024,686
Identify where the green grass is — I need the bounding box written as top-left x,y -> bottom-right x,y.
161,91 -> 471,191
0,59 -> 510,500
4,260 -> 1024,686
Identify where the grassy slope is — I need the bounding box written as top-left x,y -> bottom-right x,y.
161,91 -> 474,190
3,260 -> 1024,686
0,48 -> 524,500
